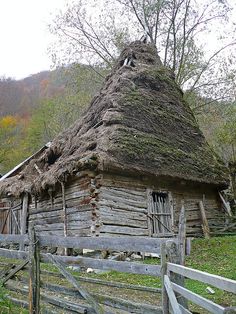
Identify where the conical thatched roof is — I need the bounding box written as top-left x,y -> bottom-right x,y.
0,41 -> 228,197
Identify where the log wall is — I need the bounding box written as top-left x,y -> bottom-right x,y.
96,173 -> 226,237
0,171 -> 227,237
28,171 -> 98,237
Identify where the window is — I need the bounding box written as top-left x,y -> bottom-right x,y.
147,191 -> 173,237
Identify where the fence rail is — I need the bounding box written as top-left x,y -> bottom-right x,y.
162,241 -> 236,314
0,226 -> 235,313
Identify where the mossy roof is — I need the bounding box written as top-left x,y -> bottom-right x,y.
0,41 -> 228,196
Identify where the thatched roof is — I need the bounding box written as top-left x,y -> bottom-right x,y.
0,41 -> 228,197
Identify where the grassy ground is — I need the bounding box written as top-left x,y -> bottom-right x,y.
0,235 -> 235,313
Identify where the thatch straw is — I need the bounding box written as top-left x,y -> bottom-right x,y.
0,41 -> 228,197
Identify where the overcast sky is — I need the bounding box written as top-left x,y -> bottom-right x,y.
0,0 -> 68,80
0,0 -> 236,80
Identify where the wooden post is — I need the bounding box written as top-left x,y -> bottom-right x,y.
166,240 -> 188,310
20,193 -> 29,250
28,224 -> 40,314
61,182 -> 68,256
199,201 -> 210,239
161,242 -> 168,314
178,205 -> 186,265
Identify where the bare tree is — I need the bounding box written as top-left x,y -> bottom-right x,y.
49,0 -> 236,110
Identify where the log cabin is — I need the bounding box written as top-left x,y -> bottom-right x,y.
0,41 -> 230,238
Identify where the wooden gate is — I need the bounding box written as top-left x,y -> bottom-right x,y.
147,190 -> 173,237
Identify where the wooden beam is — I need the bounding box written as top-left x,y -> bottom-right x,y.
37,234 -> 175,253
219,192 -> 232,217
164,275 -> 182,314
1,260 -> 29,284
47,254 -> 104,314
43,253 -> 162,277
172,282 -> 225,314
178,205 -> 186,265
161,242 -> 168,314
61,181 -> 68,256
28,225 -> 40,314
0,208 -> 10,233
20,193 -> 29,250
166,240 -> 187,309
199,201 -> 210,239
167,263 -> 236,293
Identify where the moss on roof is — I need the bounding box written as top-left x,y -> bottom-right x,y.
0,41 -> 228,196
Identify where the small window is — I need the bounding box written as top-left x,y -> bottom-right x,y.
147,191 -> 173,237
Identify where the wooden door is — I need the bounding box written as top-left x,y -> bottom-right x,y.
147,191 -> 173,237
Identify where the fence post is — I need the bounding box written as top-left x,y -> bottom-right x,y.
166,240 -> 188,310
161,242 -> 169,314
28,224 -> 40,314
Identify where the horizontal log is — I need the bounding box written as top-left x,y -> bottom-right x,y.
40,270 -> 161,293
168,263 -> 236,293
172,283 -> 225,314
100,225 -> 149,236
100,215 -> 147,229
0,248 -> 28,259
6,296 -> 29,310
0,234 -> 28,245
42,253 -> 162,277
98,200 -> 147,213
101,186 -> 146,197
100,192 -> 147,209
6,282 -> 89,314
42,282 -> 162,314
100,186 -> 146,201
38,235 -> 172,253
99,206 -> 147,221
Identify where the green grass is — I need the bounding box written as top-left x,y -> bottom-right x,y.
185,236 -> 236,308
0,236 -> 235,312
0,284 -> 27,314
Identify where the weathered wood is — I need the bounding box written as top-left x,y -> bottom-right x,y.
178,205 -> 186,265
28,225 -> 40,314
100,215 -> 147,229
167,263 -> 236,293
1,259 -> 29,284
179,304 -> 192,314
38,234 -> 172,253
98,199 -> 147,213
164,275 -> 181,314
166,240 -> 187,308
40,269 -> 161,293
0,208 -> 10,233
0,248 -> 28,259
6,283 -> 89,314
20,193 -> 29,250
199,201 -> 210,238
219,192 -> 232,216
41,253 -> 162,276
6,296 -> 29,310
172,282 -> 225,314
161,242 -> 168,314
60,182 -> 68,256
47,253 -> 104,314
10,207 -> 21,233
41,282 -> 162,314
0,233 -> 28,244
224,307 -> 236,313
100,225 -> 149,236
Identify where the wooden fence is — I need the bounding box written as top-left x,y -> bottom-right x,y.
161,240 -> 236,314
0,228 -> 235,313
